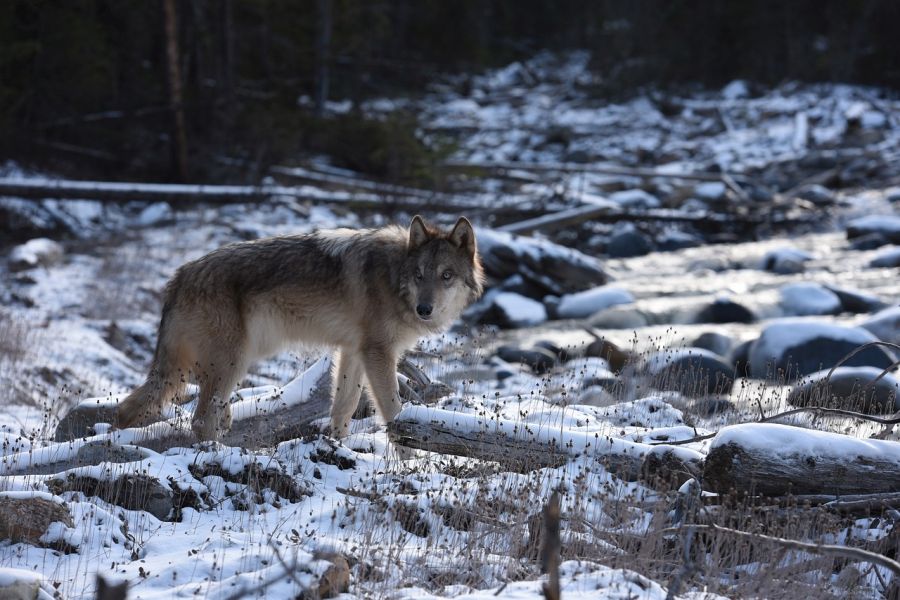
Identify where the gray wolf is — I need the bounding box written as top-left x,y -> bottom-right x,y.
115,215 -> 484,440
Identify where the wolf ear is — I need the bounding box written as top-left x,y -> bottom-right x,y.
408,215 -> 430,250
449,217 -> 476,256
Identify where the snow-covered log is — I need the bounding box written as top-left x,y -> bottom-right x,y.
387,405 -> 656,479
703,423 -> 900,496
0,177 -> 482,212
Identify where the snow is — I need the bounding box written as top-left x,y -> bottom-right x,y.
492,292 -> 548,327
722,80 -> 749,100
608,189 -> 660,208
693,182 -> 727,201
779,282 -> 841,316
556,286 -> 634,319
8,238 -> 63,269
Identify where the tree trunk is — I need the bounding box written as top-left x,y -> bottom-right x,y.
162,0 -> 189,181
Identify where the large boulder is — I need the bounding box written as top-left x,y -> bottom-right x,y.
788,366 -> 900,414
748,320 -> 897,381
694,297 -> 756,324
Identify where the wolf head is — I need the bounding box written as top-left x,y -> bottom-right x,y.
403,215 -> 484,328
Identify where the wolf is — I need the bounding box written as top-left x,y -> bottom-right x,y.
115,215 -> 484,441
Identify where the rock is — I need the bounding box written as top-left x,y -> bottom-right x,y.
849,232 -> 890,251
533,340 -> 571,363
589,306 -> 650,329
761,246 -> 813,274
0,568 -> 46,600
607,225 -> 653,258
608,188 -> 660,209
584,338 -> 632,372
860,306 -> 900,345
8,238 -> 64,272
315,553 -> 351,599
576,386 -> 617,407
794,184 -> 836,206
76,441 -> 148,465
481,292 -> 547,328
693,181 -> 727,202
47,473 -> 174,521
788,366 -> 900,414
887,187 -> 900,203
870,246 -> 900,268
55,400 -> 120,441
846,214 -> 900,244
694,297 -> 756,324
657,229 -> 700,251
0,493 -> 73,545
476,228 -> 609,295
779,282 -> 841,316
495,345 -> 557,375
556,286 -> 634,319
137,202 -> 173,226
748,320 -> 896,380
821,284 -> 886,314
647,348 -> 735,397
730,339 -> 754,378
721,80 -> 749,99
691,331 -> 734,357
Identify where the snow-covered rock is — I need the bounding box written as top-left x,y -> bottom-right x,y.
608,188 -> 660,209
8,238 -> 64,272
860,305 -> 900,345
647,348 -> 735,397
556,286 -> 634,319
748,319 -> 896,380
779,282 -> 841,316
761,246 -> 813,274
137,202 -> 173,226
846,214 -> 900,243
606,224 -> 653,258
487,292 -> 547,328
870,245 -> 900,268
693,181 -> 727,202
788,366 -> 900,414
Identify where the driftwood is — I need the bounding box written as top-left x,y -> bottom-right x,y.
386,405 -> 705,482
442,159 -> 752,184
703,423 -> 900,497
0,177 -> 482,213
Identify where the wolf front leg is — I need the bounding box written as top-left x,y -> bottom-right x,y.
330,350 -> 365,438
361,346 -> 403,426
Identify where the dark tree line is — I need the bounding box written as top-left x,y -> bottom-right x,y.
1,0 -> 898,183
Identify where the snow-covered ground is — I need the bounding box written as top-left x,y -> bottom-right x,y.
0,53 -> 899,599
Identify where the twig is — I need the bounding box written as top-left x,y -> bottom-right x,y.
658,523 -> 900,577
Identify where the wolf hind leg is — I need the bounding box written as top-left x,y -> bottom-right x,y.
191,359 -> 243,441
330,350 -> 364,438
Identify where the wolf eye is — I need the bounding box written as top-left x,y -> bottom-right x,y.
441,270 -> 453,281
415,269 -> 424,280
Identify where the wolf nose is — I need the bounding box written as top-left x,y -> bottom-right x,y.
416,304 -> 433,318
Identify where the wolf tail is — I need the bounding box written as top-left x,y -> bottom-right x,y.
116,299 -> 188,429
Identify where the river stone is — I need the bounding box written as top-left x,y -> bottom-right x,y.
647,348 -> 735,397
748,320 -> 896,381
788,366 -> 900,414
860,306 -> 900,345
694,298 -> 756,324
495,345 -> 558,375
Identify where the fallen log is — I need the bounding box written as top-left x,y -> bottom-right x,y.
0,177 -> 483,213
442,159 -> 752,184
703,423 -> 900,496
387,404 -> 703,481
